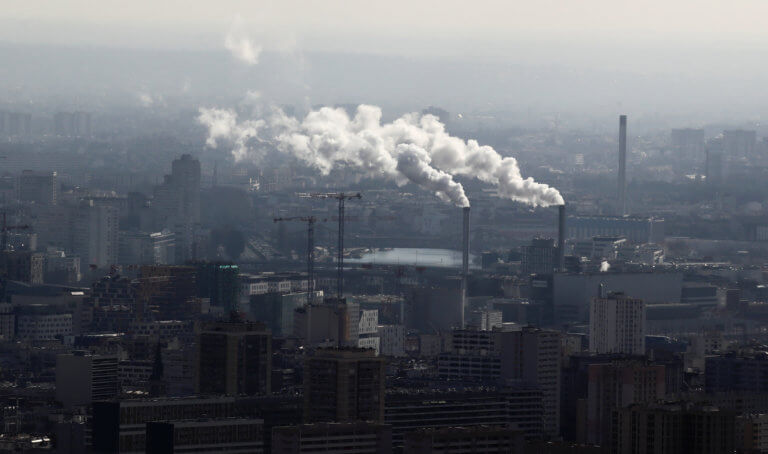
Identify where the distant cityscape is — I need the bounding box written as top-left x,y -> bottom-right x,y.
0,104 -> 767,454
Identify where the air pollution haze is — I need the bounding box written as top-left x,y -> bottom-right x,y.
224,15 -> 261,65
197,103 -> 564,207
198,107 -> 266,161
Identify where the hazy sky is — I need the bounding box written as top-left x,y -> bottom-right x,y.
4,0 -> 768,123
3,0 -> 768,56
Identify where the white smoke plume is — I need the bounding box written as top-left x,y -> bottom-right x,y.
269,105 -> 469,207
600,260 -> 611,272
197,107 -> 265,161
396,144 -> 470,207
224,15 -> 261,65
198,103 -> 564,207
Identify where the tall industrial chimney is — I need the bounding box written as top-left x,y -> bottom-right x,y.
618,115 -> 627,215
462,207 -> 470,278
557,204 -> 566,272
461,206 -> 470,327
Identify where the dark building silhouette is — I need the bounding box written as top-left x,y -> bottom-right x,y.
196,321 -> 272,396
303,348 -> 386,423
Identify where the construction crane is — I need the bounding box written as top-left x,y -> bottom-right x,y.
298,192 -> 361,299
1,211 -> 29,252
274,216 -> 326,305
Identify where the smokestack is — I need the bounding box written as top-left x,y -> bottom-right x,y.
461,206 -> 470,328
618,115 -> 627,215
557,204 -> 566,272
462,207 -> 470,278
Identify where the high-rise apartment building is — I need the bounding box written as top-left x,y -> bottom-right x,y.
194,262 -> 240,311
72,201 -> 119,268
496,327 -> 562,438
196,321 -> 272,396
589,292 -> 645,355
671,128 -> 705,158
377,324 -> 405,357
170,154 -> 201,225
118,230 -> 176,266
705,353 -> 768,393
54,111 -> 92,137
153,154 -> 201,263
585,360 -> 666,445
55,352 -> 118,408
293,298 -> 359,347
706,149 -> 724,187
612,403 -> 736,454
135,265 -> 198,320
1,250 -> 44,284
17,170 -> 57,205
385,386 -> 543,448
436,326 -> 561,437
303,348 -> 386,423
723,129 -> 756,157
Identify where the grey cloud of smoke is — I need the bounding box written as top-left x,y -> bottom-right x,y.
197,103 -> 564,207
224,15 -> 261,65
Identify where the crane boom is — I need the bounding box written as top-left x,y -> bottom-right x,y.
274,216 -> 324,304
298,192 -> 361,299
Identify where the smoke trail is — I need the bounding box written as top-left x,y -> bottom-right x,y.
224,15 -> 261,65
198,103 -> 564,207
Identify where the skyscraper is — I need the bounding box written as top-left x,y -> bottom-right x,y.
171,154 -> 201,225
196,321 -> 272,396
589,292 -> 645,355
495,326 -> 562,438
153,154 -> 201,263
303,348 -> 386,423
72,200 -> 119,268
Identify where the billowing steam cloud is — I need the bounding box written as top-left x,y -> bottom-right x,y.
197,107 -> 265,161
197,104 -> 564,207
396,144 -> 470,207
224,15 -> 261,65
269,106 -> 469,207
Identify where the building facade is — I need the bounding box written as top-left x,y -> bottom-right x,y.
589,292 -> 645,355
303,348 -> 386,423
